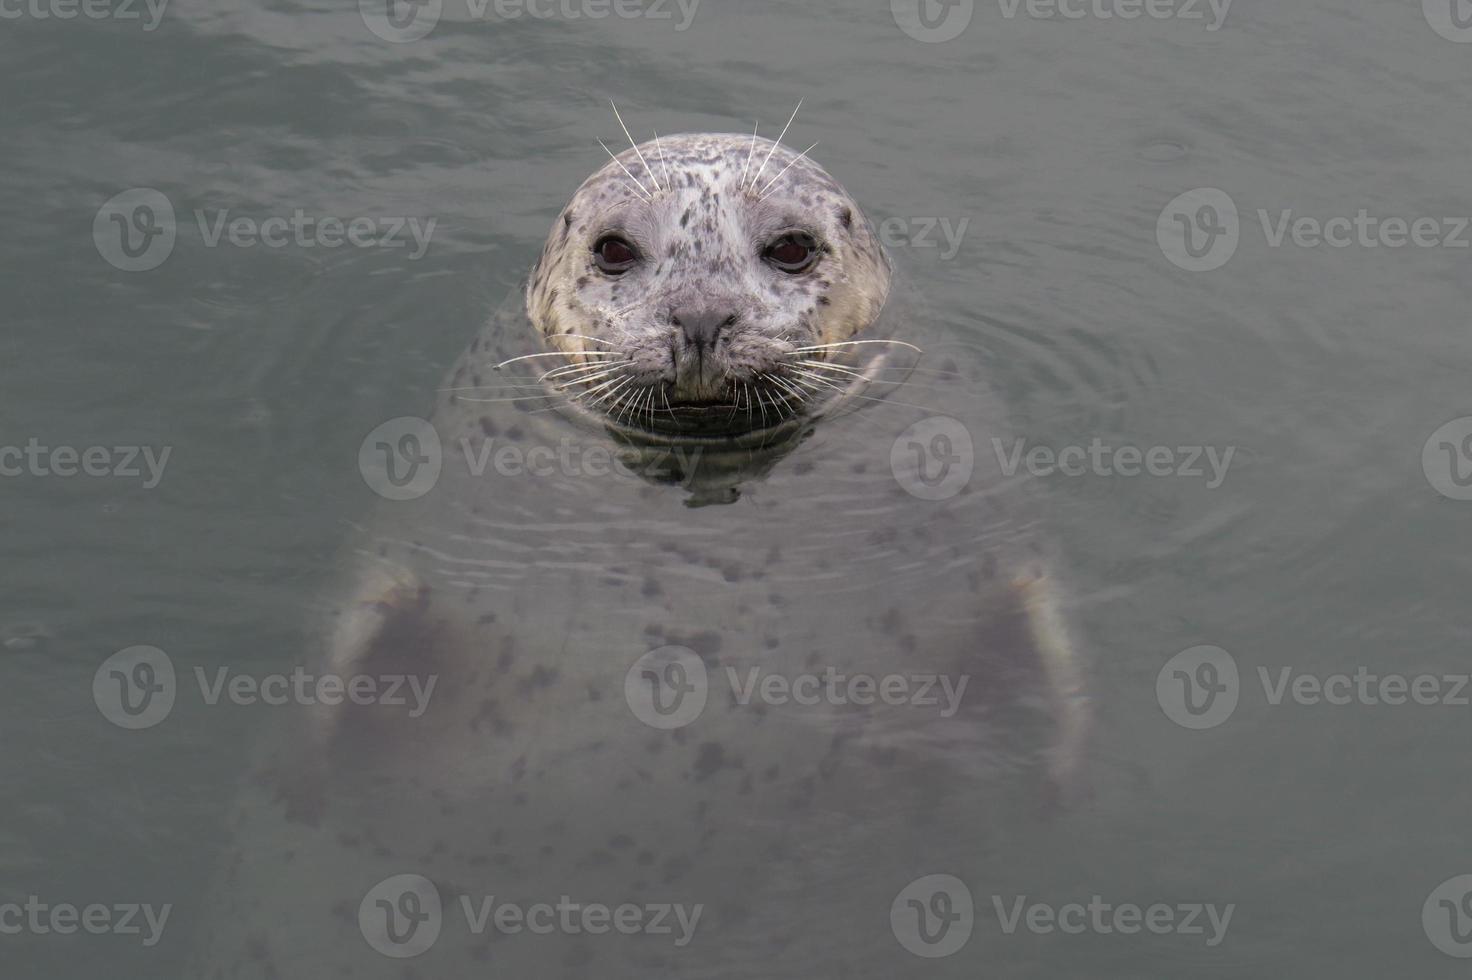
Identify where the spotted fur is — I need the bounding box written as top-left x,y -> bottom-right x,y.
527,134 -> 891,413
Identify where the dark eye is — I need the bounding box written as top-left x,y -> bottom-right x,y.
764,232 -> 820,274
593,235 -> 638,274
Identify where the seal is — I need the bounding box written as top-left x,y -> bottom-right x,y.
187,125 -> 1089,980
523,130 -> 893,445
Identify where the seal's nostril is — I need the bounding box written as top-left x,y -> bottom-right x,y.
672,309 -> 735,350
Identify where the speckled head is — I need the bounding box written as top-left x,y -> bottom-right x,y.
526,132 -> 892,439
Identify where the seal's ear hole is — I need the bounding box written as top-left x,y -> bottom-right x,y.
838,206 -> 853,230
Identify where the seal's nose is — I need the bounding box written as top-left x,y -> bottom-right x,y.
672,309 -> 736,351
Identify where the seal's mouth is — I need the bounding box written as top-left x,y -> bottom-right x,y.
639,384 -> 808,441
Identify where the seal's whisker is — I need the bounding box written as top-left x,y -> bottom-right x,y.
789,339 -> 925,354
798,376 -> 943,413
790,369 -> 841,388
766,373 -> 810,407
609,100 -> 661,193
541,370 -> 626,390
610,382 -> 646,427
559,333 -> 628,349
539,357 -> 632,379
536,361 -> 617,381
758,377 -> 804,417
757,141 -> 820,201
598,138 -> 653,201
543,364 -> 630,388
495,350 -> 618,370
494,348 -> 609,367
750,99 -> 802,193
452,392 -> 565,404
653,130 -> 673,193
570,374 -> 632,406
643,386 -> 659,429
739,119 -> 761,190
439,380 -> 560,392
796,358 -> 866,378
798,366 -> 925,391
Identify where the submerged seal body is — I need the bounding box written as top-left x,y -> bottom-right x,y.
188,132 -> 1088,979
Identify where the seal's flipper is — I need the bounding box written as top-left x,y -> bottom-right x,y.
1012,570 -> 1092,807
259,562 -> 429,824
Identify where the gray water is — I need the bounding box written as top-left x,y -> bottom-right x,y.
4,0 -> 1472,976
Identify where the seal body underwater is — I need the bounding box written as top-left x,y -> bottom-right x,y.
187,132 -> 1089,979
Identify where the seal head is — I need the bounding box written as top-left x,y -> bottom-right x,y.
526,132 -> 892,441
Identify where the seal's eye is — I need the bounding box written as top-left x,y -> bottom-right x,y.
592,235 -> 638,274
764,232 -> 820,274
